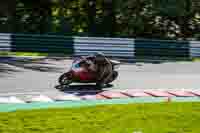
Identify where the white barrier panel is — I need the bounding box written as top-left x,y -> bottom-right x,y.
190,41 -> 200,57
73,37 -> 135,59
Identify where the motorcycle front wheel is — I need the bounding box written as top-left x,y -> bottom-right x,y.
58,72 -> 73,85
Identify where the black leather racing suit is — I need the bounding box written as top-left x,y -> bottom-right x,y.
81,55 -> 113,85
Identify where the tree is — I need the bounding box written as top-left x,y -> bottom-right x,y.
87,0 -> 97,35
0,0 -> 199,40
0,0 -> 16,32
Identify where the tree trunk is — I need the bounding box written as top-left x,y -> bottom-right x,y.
102,0 -> 116,37
87,0 -> 96,36
0,0 -> 16,33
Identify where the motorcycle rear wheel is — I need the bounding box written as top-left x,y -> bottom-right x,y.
58,72 -> 72,85
96,71 -> 118,88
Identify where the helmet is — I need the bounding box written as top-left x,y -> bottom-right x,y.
94,52 -> 106,63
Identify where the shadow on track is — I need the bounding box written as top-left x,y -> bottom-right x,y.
55,84 -> 113,97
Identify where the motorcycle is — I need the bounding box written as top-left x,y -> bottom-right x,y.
58,56 -> 120,88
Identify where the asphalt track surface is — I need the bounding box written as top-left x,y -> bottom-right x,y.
1,57 -> 200,96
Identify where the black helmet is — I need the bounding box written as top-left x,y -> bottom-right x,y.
94,52 -> 106,63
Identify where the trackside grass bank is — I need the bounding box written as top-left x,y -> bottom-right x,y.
0,102 -> 200,133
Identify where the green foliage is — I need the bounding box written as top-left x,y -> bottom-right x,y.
0,0 -> 199,39
153,0 -> 190,16
15,0 -> 52,34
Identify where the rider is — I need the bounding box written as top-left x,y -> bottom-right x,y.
81,52 -> 113,88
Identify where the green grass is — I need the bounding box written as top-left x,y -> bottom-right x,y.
192,57 -> 200,62
0,102 -> 200,133
0,51 -> 48,57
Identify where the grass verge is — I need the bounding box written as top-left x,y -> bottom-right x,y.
192,57 -> 200,62
0,51 -> 48,57
0,102 -> 199,133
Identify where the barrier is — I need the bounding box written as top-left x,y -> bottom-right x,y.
0,33 -> 11,51
73,37 -> 135,59
0,33 -> 200,61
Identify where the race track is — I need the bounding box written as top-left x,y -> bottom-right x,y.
1,57 -> 200,97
